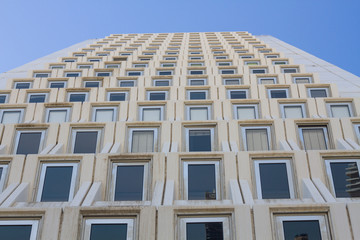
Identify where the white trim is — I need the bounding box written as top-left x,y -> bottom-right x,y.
267,88 -> 289,99
272,60 -> 288,65
220,69 -> 236,74
298,126 -> 329,150
77,65 -> 93,69
185,127 -> 214,152
186,105 -> 211,120
133,64 -> 148,68
92,107 -> 118,122
105,64 -> 120,69
83,218 -> 135,240
0,94 -> 9,104
33,73 -> 50,78
227,89 -> 248,99
64,72 -> 82,77
241,126 -> 271,151
188,70 -> 205,75
280,104 -> 306,119
71,128 -> 102,153
326,102 -> 353,118
0,109 -> 24,124
233,104 -> 258,120
250,68 -> 267,74
281,67 -> 299,73
161,63 -> 175,67
67,92 -> 89,102
14,130 -> 46,154
27,93 -> 48,103
188,79 -> 207,86
0,220 -> 39,240
157,70 -> 173,76
307,88 -> 329,98
126,71 -> 143,76
147,91 -> 168,101
293,76 -> 312,84
128,128 -> 158,153
223,78 -> 242,85
14,81 -> 32,89
188,62 -> 204,67
354,124 -> 360,143
187,90 -> 208,100
258,77 -> 277,84
119,80 -> 136,87
107,91 -> 128,101
139,106 -> 164,121
48,81 -> 67,88
45,108 -> 70,123
95,72 -> 111,77
84,81 -> 101,88
153,79 -> 171,86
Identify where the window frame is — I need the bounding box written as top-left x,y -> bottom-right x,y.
326,102 -> 353,118
92,106 -> 118,122
267,88 -> 289,99
64,72 -> 82,77
186,105 -> 211,121
107,91 -> 128,101
14,129 -> 46,154
223,78 -> 242,85
0,94 -> 9,104
77,65 -> 93,69
126,71 -> 143,76
280,104 -> 306,119
27,93 -> 48,103
83,218 -> 135,240
186,127 -> 214,152
147,91 -> 168,101
258,77 -> 277,85
71,128 -> 102,154
233,104 -> 258,120
298,125 -> 329,150
241,126 -> 271,151
139,106 -> 164,121
0,109 -> 24,124
119,80 -> 136,87
293,76 -> 312,84
250,68 -> 267,74
0,220 -> 39,240
308,88 -> 329,98
187,90 -> 208,100
84,81 -> 101,88
128,128 -> 158,153
45,107 -> 70,123
220,69 -> 236,75
227,89 -> 248,99
67,92 -> 89,102
48,81 -> 67,88
95,72 -> 111,77
153,79 -> 171,86
281,67 -> 298,73
188,70 -> 205,75
14,82 -> 32,89
157,70 -> 173,76
188,79 -> 207,86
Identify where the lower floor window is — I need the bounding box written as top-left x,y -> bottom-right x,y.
0,220 -> 39,240
83,218 -> 135,240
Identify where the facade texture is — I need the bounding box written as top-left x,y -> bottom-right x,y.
0,31 -> 359,239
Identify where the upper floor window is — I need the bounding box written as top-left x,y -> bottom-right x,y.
227,89 -> 248,99
14,82 -> 32,89
186,128 -> 214,152
294,77 -> 312,84
34,73 -> 50,78
187,105 -> 211,121
129,128 -> 158,153
224,78 -> 242,85
83,218 -> 135,240
327,103 -> 352,118
14,130 -> 45,155
241,126 -> 271,151
46,108 -> 70,123
234,104 -> 258,120
147,91 -> 167,101
0,109 -> 24,124
308,88 -> 329,98
298,125 -> 329,150
281,67 -> 298,73
280,104 -> 306,118
68,92 -> 88,102
71,129 -> 101,154
49,81 -> 66,88
0,95 -> 9,104
188,79 -> 206,86
64,72 -> 81,77
139,106 -> 163,121
0,220 -> 39,240
28,93 -> 47,103
187,90 -> 208,100
126,71 -> 143,76
268,89 -> 289,99
92,107 -> 117,122
119,80 -> 136,87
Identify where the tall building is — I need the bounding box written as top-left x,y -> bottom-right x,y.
0,31 -> 359,239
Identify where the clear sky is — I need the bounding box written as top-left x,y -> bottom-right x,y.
0,0 -> 359,76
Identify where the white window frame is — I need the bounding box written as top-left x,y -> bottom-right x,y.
164,57 -> 177,60
105,64 -> 120,69
188,79 -> 207,86
71,128 -> 102,153
298,126 -> 329,150
110,162 -> 149,201
268,88 -> 289,99
133,63 -> 148,68
14,82 -> 32,89
293,76 -> 312,84
186,128 -> 214,152
126,71 -> 143,76
0,109 -> 24,124
354,124 -> 360,143
36,162 -> 78,202
27,93 -> 48,103
214,56 -> 228,59
189,62 -> 204,67
188,70 -> 205,75
161,63 -> 175,67
77,65 -> 93,69
245,61 -> 260,65
183,161 -> 220,200
83,218 -> 135,240
95,72 -> 112,77
107,91 -> 128,101
258,77 -> 277,84
275,215 -> 330,240
88,58 -> 102,61
281,67 -> 298,73
157,70 -> 173,76
0,220 -> 39,240
33,73 -> 50,78
227,89 -> 248,99
254,159 -> 295,199
139,106 -> 164,121
327,102 -> 353,118
63,59 -> 77,62
240,55 -> 254,59
67,92 -> 89,102
308,88 -> 329,98
92,107 -> 118,122
233,104 -> 258,120
128,128 -> 158,152
220,69 -> 236,75
280,104 -> 306,118
187,90 -> 208,100
64,72 -> 82,77
178,216 -> 230,240
265,54 -> 279,58
217,62 -> 232,66
250,68 -> 267,74
50,65 -> 65,69
48,81 -> 67,88
223,78 -> 242,85
153,79 -> 171,86
241,126 -> 271,151
45,107 -> 70,123
0,94 -> 9,104
119,80 -> 136,87
147,91 -> 168,101
189,56 -> 203,60
84,81 -> 102,88
186,105 -> 211,121
272,60 -> 288,65
14,130 -> 46,154
0,164 -> 8,192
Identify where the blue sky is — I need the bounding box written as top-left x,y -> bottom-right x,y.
0,0 -> 359,76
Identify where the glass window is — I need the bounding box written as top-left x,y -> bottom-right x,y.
15,130 -> 45,155
224,78 -> 241,85
153,79 -> 171,86
325,159 -> 360,198
282,68 -> 298,73
189,70 -> 204,75
96,72 -> 111,77
234,105 -> 258,120
49,81 -> 66,88
127,71 -> 142,76
84,81 -> 100,88
0,220 -> 39,240
179,217 -> 230,240
188,79 -> 206,86
130,129 -> 157,153
83,218 -> 135,240
242,126 -> 271,151
187,129 -> 213,152
268,89 -> 288,98
254,160 -> 294,199
187,106 -> 210,121
14,82 -> 31,89
309,88 -> 328,98
72,130 -> 100,153
28,94 -> 47,103
0,110 -> 23,124
188,91 -> 207,100
259,78 -> 276,84
68,93 -> 87,102
161,63 -> 175,67
34,73 -> 50,78
251,69 -> 267,74
148,92 -> 167,101
140,107 -> 163,121
93,107 -> 116,122
105,64 -> 120,69
119,80 -> 136,87
280,104 -> 305,118
46,108 -> 69,123
217,62 -> 231,66
108,92 -> 127,101
65,72 -> 81,77
294,77 -> 312,84
228,90 -> 247,99
37,163 -> 78,202
189,62 -> 204,67
157,71 -> 173,76
299,126 -> 329,150
273,61 -> 288,65
50,65 -> 65,69
245,61 -> 259,65
0,164 -> 8,192
78,65 -> 92,69
328,103 -> 352,118
0,95 -> 8,104
220,69 -> 235,74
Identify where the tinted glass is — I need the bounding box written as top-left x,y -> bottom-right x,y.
16,132 -> 42,155
330,162 -> 360,197
66,73 -> 80,77
159,71 -> 172,76
69,94 -> 86,102
115,165 -> 144,200
259,163 -> 290,199
188,164 -> 216,200
29,94 -> 46,103
34,73 -> 49,78
0,225 -> 32,240
186,222 -> 223,240
109,93 -> 126,101
90,224 -> 127,240
283,220 -> 321,240
221,70 -> 235,74
189,130 -> 211,151
310,89 -> 327,98
270,90 -> 287,98
283,68 -> 297,73
230,91 -> 246,99
128,72 -> 141,76
252,69 -> 266,74
149,93 -> 166,100
50,82 -> 65,88
41,166 -> 73,201
189,92 -> 206,100
190,70 -> 204,75
155,80 -> 170,86
15,83 -> 30,89
96,72 -> 110,77
119,81 -> 135,87
85,82 -> 100,88
73,131 -> 98,153
0,96 -> 6,103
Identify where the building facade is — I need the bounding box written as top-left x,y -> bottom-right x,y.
0,31 -> 359,239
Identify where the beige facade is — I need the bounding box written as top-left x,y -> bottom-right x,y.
0,31 -> 359,239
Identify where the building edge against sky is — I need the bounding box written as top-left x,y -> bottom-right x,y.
0,31 -> 358,239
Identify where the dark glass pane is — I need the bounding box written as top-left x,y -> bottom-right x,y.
270,90 -> 287,98
283,220 -> 322,240
120,81 -> 135,87
149,93 -> 165,100
69,94 -> 86,102
115,165 -> 144,201
0,96 -> 6,103
41,166 -> 73,202
97,72 -> 110,77
15,83 -> 30,89
283,68 -> 297,73
159,71 -> 172,76
189,130 -> 211,152
73,131 -> 98,153
310,89 -> 327,98
188,164 -> 216,200
259,163 -> 290,199
221,70 -> 235,74
16,132 -> 42,155
230,91 -> 246,99
85,82 -> 100,88
189,92 -> 206,100
66,73 -> 80,77
35,73 -> 49,78
225,80 -> 240,85
155,81 -> 170,86
50,82 -> 65,88
190,71 -> 204,75
0,225 -> 33,240
186,222 -> 223,240
128,72 -> 141,76
90,224 -> 127,240
190,80 -> 205,86
252,69 -> 266,74
330,162 -> 360,198
29,95 -> 46,103
109,93 -> 126,101
0,168 -> 3,180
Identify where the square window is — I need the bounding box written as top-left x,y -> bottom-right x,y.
111,162 -> 149,201
83,218 -> 135,240
65,72 -> 81,77
148,91 -> 167,101
188,90 -> 207,100
187,129 -> 213,152
0,109 -> 23,124
259,78 -> 276,84
280,104 -> 305,118
188,106 -> 210,121
49,81 -> 66,88
298,126 -> 329,150
234,105 -> 258,120
0,220 -> 39,240
294,77 -> 312,84
37,163 -> 78,202
96,72 -> 111,77
325,159 -> 360,198
119,80 -> 136,87
242,126 -> 271,151
228,90 -> 247,99
46,108 -> 69,123
93,107 -> 116,122
14,82 -> 31,89
268,89 -> 288,98
183,161 -> 220,200
328,103 -> 352,118
0,95 -> 8,104
153,79 -> 171,86
15,130 -> 45,155
224,78 -> 241,85
251,68 -> 267,74
127,71 -> 143,76
108,92 -> 127,101
28,93 -> 47,103
68,93 -> 88,102
72,130 -> 101,153
34,73 -> 50,78
129,129 -> 157,153
188,79 -> 206,86
220,69 -> 236,74
254,160 -> 295,199
140,106 -> 163,121
84,81 -> 100,88
189,70 -> 205,75
309,88 -> 328,98
157,70 -> 173,76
